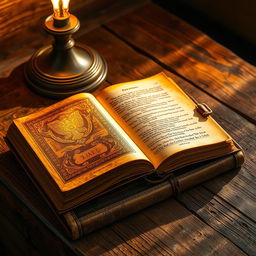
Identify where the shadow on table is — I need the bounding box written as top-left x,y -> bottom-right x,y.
0,63 -> 56,135
74,168 -> 240,255
0,62 -> 56,110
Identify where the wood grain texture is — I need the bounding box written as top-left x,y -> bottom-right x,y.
0,181 -> 78,256
0,0 -> 140,41
0,0 -> 83,73
0,214 -> 41,256
0,0 -> 149,77
104,3 -> 256,123
75,200 -> 246,256
0,2 -> 255,255
178,187 -> 256,255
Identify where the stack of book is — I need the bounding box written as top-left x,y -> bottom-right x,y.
6,73 -> 244,239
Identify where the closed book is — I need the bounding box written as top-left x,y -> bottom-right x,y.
63,150 -> 244,239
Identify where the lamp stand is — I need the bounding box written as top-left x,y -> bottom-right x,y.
24,14 -> 107,98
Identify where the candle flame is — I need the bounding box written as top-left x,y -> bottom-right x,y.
51,0 -> 70,18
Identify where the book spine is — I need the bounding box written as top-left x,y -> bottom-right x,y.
64,151 -> 244,240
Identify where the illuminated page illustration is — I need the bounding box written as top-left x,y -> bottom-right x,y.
14,94 -> 149,192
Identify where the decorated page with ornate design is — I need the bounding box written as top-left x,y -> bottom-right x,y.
12,93 -> 150,190
7,93 -> 154,211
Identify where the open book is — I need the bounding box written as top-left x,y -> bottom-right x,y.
6,73 -> 239,212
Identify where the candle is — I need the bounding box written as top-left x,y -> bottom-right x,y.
51,0 -> 70,18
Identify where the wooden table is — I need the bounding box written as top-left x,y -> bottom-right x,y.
0,2 -> 255,255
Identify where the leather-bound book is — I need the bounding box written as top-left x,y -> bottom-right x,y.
63,150 -> 243,239
6,73 -> 243,228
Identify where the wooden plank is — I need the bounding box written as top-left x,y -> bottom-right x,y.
143,200 -> 246,256
0,213 -> 41,256
178,187 -> 256,255
203,167 -> 256,220
75,200 -> 246,256
0,0 -> 82,41
0,150 -> 67,233
104,3 -> 256,123
0,181 -> 78,256
0,0 -> 149,77
0,0 -> 82,78
0,65 -> 56,143
75,228 -> 143,256
0,0 -> 148,42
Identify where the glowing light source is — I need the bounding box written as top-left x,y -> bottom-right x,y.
24,0 -> 107,97
51,0 -> 70,18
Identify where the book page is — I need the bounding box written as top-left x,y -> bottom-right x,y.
14,93 -> 150,191
95,73 -> 232,168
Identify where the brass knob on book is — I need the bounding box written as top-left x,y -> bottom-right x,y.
196,103 -> 213,118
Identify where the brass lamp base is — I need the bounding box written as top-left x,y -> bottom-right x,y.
25,14 -> 107,98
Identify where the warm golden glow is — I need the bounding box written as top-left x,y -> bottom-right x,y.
51,0 -> 70,17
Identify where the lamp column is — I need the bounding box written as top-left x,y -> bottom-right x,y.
25,2 -> 107,98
